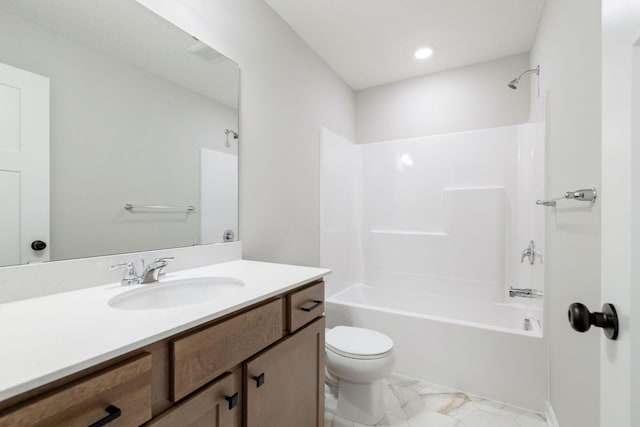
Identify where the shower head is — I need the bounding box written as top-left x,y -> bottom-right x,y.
508,65 -> 540,90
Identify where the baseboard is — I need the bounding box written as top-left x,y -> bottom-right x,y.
545,401 -> 560,427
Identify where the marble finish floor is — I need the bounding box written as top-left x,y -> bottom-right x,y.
325,373 -> 548,427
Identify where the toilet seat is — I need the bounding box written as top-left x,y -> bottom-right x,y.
326,326 -> 393,360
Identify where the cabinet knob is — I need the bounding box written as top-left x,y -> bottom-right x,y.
568,302 -> 619,340
252,373 -> 265,388
224,392 -> 239,410
31,240 -> 47,251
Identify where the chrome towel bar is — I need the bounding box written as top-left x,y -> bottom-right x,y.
536,187 -> 597,207
124,203 -> 196,212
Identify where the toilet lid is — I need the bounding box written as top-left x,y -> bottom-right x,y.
326,326 -> 393,359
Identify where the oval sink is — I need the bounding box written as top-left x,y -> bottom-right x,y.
108,277 -> 245,310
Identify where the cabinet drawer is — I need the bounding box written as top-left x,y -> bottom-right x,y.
287,281 -> 324,332
171,298 -> 283,401
146,368 -> 241,427
0,353 -> 152,427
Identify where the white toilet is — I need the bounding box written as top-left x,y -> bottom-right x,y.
324,326 -> 395,425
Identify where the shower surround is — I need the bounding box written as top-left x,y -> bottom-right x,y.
320,124 -> 546,410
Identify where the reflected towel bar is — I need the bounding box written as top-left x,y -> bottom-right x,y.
536,187 -> 597,207
124,203 -> 196,212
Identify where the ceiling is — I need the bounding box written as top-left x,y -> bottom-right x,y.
0,0 -> 239,108
264,0 -> 546,90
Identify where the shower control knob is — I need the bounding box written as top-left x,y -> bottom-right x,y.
31,240 -> 47,251
568,302 -> 619,340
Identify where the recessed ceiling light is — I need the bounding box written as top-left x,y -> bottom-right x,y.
414,47 -> 433,59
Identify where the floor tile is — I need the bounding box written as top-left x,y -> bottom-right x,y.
515,411 -> 548,427
469,396 -> 523,418
421,391 -> 477,419
459,411 -> 521,427
376,412 -> 411,427
330,415 -> 356,427
326,373 -> 548,427
407,411 -> 461,427
388,382 -> 427,419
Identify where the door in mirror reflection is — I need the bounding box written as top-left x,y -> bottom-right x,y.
0,62 -> 49,267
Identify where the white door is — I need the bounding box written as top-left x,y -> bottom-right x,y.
601,1 -> 640,426
0,62 -> 49,266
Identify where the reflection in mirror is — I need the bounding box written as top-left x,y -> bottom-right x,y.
0,0 -> 239,267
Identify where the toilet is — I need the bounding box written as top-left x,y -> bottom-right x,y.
324,326 -> 395,425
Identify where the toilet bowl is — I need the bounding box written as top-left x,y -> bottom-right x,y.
325,326 -> 395,425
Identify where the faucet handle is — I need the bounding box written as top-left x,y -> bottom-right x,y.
520,240 -> 540,265
153,257 -> 174,277
109,262 -> 136,274
109,262 -> 140,285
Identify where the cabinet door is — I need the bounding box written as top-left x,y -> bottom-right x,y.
245,317 -> 325,427
146,368 -> 241,427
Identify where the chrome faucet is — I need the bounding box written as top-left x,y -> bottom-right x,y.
509,287 -> 544,298
139,259 -> 170,283
109,257 -> 173,285
521,240 -> 541,265
152,257 -> 174,278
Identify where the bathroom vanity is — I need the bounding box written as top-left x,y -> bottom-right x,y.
0,260 -> 328,427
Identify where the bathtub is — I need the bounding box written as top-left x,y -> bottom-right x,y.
325,285 -> 547,411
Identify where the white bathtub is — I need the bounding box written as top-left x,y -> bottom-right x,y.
326,285 -> 547,411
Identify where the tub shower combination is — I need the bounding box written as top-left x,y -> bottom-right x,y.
320,123 -> 547,411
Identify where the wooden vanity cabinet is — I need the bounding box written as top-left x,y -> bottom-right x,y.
0,279 -> 325,427
245,317 -> 325,427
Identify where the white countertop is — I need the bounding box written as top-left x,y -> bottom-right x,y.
0,260 -> 330,401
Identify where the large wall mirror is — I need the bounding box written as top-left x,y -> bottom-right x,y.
0,0 -> 239,267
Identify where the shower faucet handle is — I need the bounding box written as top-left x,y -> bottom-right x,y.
520,240 -> 541,265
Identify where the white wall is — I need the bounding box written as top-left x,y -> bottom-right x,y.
601,2 -> 640,426
355,54 -> 530,143
529,0 -> 602,426
633,42 -> 640,427
0,9 -> 238,261
136,0 -> 356,267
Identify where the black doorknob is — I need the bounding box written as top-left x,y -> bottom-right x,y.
568,302 -> 619,340
31,240 -> 47,251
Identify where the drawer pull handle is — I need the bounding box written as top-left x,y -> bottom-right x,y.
88,405 -> 121,427
225,392 -> 239,410
301,300 -> 323,312
252,373 -> 265,388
